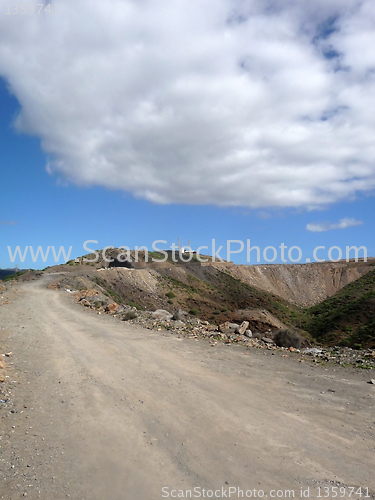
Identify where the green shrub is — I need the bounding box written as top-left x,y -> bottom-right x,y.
107,289 -> 122,303
166,291 -> 176,299
4,271 -> 25,282
127,301 -> 142,310
189,308 -> 199,316
274,329 -> 303,348
149,251 -> 165,261
339,339 -> 351,347
122,311 -> 138,321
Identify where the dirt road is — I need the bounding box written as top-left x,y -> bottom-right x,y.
1,276 -> 374,500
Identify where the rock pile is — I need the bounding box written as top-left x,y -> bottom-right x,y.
300,346 -> 375,368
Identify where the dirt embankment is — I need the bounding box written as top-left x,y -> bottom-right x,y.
214,260 -> 375,307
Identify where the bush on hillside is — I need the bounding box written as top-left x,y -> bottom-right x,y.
122,311 -> 138,321
274,329 -> 303,348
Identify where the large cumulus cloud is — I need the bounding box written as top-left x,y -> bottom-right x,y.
1,0 -> 375,207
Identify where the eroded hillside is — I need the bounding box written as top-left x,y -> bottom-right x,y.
215,260 -> 375,306
45,260 -> 301,333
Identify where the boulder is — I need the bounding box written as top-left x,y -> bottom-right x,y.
219,322 -> 239,334
105,302 -> 119,314
152,309 -> 173,321
237,321 -> 249,335
229,323 -> 240,330
92,296 -> 110,308
172,309 -> 188,322
244,330 -> 252,338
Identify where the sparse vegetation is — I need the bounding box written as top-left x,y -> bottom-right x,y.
303,268 -> 375,348
106,289 -> 122,303
148,251 -> 166,261
128,301 -> 142,310
189,308 -> 199,316
274,329 -> 303,348
122,311 -> 138,321
3,271 -> 26,281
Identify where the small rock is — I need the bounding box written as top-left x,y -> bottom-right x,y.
302,348 -> 322,355
206,324 -> 218,332
262,337 -> 274,344
173,320 -> 185,329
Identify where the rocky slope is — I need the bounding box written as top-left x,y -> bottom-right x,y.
45,262 -> 301,334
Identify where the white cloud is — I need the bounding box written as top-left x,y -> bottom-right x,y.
1,0 -> 375,207
306,217 -> 364,232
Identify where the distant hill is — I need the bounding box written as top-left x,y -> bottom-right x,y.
303,267 -> 375,349
0,269 -> 18,280
0,269 -> 30,281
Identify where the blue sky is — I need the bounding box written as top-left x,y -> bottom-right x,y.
1,1 -> 374,269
